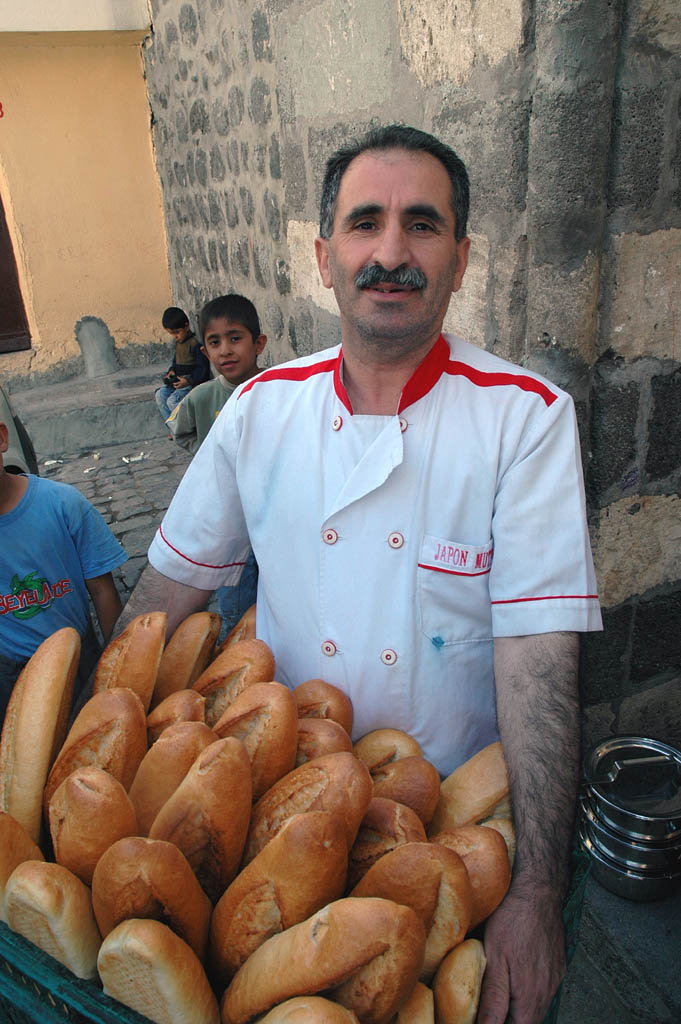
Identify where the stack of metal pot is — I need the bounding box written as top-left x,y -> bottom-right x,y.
579,735 -> 681,901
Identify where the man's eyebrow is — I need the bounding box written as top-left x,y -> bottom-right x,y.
343,203 -> 383,224
404,203 -> 447,225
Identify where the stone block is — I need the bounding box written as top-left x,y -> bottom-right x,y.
210,144 -> 226,180
442,231 -> 488,350
587,368 -> 639,503
609,84 -> 666,215
630,586 -> 681,686
602,229 -> 681,362
616,675 -> 681,750
281,139 -> 307,213
228,84 -> 245,126
646,369 -> 681,481
252,8 -> 273,61
248,76 -> 272,125
179,4 -> 199,47
287,219 -> 337,315
580,602 -> 633,706
240,186 -> 254,225
398,0 -> 523,87
592,494 -> 681,608
581,702 -> 617,756
526,252 -> 601,366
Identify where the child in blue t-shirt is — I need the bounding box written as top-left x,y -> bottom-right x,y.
0,420 -> 128,722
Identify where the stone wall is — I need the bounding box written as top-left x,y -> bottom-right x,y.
143,0 -> 681,747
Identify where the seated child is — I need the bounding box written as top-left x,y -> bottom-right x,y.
167,294 -> 267,635
155,306 -> 210,422
0,420 -> 128,723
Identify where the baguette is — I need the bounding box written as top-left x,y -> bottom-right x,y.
97,918 -> 219,1024
193,638 -> 275,727
257,997 -> 359,1022
151,611 -> 221,708
293,679 -> 353,734
213,682 -> 298,801
243,751 -> 372,866
5,860 -> 101,979
211,810 -> 348,986
149,737 -> 252,902
48,766 -> 138,885
92,836 -> 212,962
347,797 -> 427,890
393,982 -> 434,1023
44,687 -> 147,812
221,897 -> 426,1024
129,720 -> 216,834
147,688 -> 206,745
296,717 -> 353,766
354,729 -> 421,771
371,755 -> 440,826
217,603 -> 257,654
0,812 -> 44,923
430,825 -> 511,928
432,938 -> 486,1024
429,741 -> 510,834
93,612 -> 167,712
0,627 -> 79,844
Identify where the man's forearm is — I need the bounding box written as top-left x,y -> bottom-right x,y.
115,563 -> 212,640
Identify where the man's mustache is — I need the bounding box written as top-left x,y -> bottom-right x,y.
354,263 -> 427,290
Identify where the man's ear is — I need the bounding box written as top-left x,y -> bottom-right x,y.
200,344 -> 208,356
254,334 -> 267,357
315,236 -> 333,289
451,236 -> 470,294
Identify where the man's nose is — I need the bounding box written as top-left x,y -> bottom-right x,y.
371,222 -> 411,271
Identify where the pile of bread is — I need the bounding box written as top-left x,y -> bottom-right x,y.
0,607 -> 513,1024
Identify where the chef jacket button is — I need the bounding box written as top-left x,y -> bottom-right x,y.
323,528 -> 338,545
387,532 -> 404,549
332,415 -> 343,431
399,417 -> 408,433
380,648 -> 397,665
322,640 -> 337,657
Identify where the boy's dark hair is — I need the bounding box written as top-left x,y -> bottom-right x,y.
198,295 -> 261,342
319,124 -> 470,242
162,306 -> 190,330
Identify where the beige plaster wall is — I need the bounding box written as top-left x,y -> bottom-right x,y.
0,32 -> 171,379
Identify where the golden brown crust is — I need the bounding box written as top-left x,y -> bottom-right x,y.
393,982 -> 434,1023
210,811 -> 348,987
293,679 -> 353,735
44,687 -> 147,813
129,720 -> 216,835
192,639 -> 275,728
0,627 -> 79,844
213,682 -> 298,801
0,812 -> 44,923
480,817 -> 516,868
243,751 -> 372,866
353,729 -> 422,772
371,756 -> 441,827
151,611 -> 221,707
432,938 -> 486,1024
146,689 -> 206,745
429,741 -> 510,834
429,825 -> 511,928
148,737 -> 252,902
93,612 -> 167,713
216,603 -> 257,655
97,918 -> 220,1024
48,766 -> 138,885
347,797 -> 427,890
91,836 -> 212,962
296,717 -> 353,766
257,997 -> 359,1022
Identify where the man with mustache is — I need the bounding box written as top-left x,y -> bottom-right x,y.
119,125 -> 601,1023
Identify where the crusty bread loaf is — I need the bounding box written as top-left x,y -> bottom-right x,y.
480,816 -> 516,867
429,741 -> 510,834
221,897 -> 426,1024
92,836 -> 212,962
293,679 -> 353,735
349,841 -> 472,981
393,982 -> 434,1023
432,938 -> 487,1024
151,611 -> 221,708
193,638 -> 275,728
48,766 -> 137,885
257,997 -> 359,1022
5,860 -> 101,979
149,737 -> 252,902
146,688 -> 206,745
97,918 -> 219,1024
296,717 -> 353,766
210,810 -> 348,987
243,751 -> 372,866
430,825 -> 511,928
371,755 -> 440,826
354,729 -> 421,771
0,627 -> 79,844
129,720 -> 215,834
0,812 -> 44,923
213,682 -> 298,801
217,603 -> 257,654
44,687 -> 147,812
93,612 -> 167,712
347,797 -> 427,890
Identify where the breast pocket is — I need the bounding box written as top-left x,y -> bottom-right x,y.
418,533 -> 494,644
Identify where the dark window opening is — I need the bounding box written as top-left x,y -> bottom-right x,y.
0,192 -> 31,354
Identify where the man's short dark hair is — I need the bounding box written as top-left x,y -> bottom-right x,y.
161,306 -> 190,330
198,294 -> 261,343
319,124 -> 470,242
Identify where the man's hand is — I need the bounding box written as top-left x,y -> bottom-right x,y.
477,887 -> 565,1023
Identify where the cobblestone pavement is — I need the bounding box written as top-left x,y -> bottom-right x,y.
40,437 -> 192,604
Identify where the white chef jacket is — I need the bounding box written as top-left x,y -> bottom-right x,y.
149,334 -> 601,776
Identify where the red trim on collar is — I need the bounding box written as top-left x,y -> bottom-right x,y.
238,357 -> 338,398
397,334 -> 451,414
444,359 -> 558,407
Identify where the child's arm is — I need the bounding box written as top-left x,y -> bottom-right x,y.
86,573 -> 123,642
167,391 -> 200,454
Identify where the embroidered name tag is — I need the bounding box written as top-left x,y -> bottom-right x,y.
419,534 -> 493,576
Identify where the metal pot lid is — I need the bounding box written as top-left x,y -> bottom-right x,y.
583,736 -> 681,825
